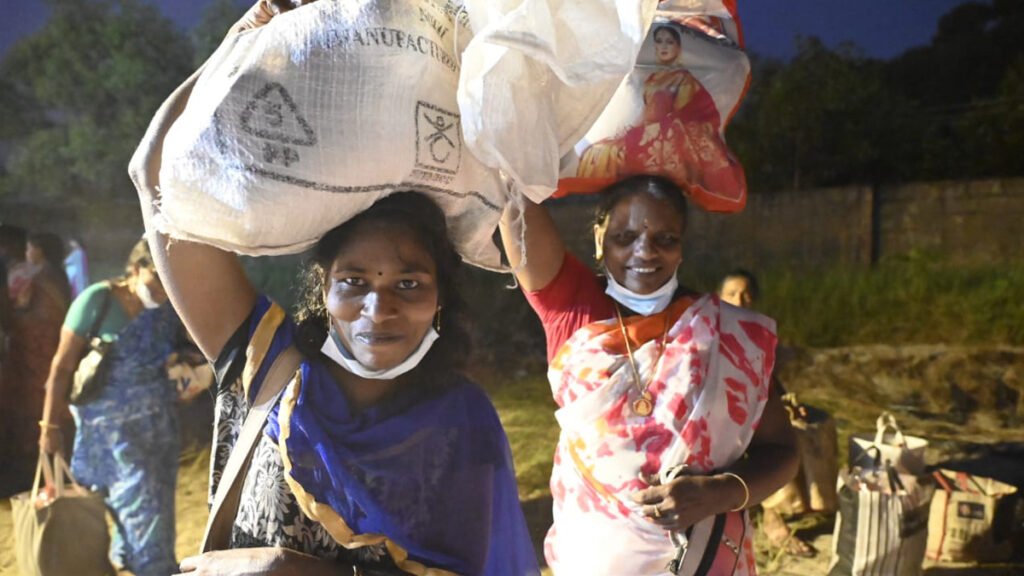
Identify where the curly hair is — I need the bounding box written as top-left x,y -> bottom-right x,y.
293,192 -> 470,383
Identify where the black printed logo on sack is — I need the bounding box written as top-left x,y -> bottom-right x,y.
415,101 -> 461,175
957,501 -> 986,520
240,82 -> 317,168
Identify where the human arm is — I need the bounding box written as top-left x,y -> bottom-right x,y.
129,64 -> 256,360
176,547 -> 353,576
38,327 -> 87,454
498,198 -> 567,292
632,388 -> 799,531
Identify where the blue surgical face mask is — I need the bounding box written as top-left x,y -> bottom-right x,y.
320,323 -> 439,380
604,268 -> 679,316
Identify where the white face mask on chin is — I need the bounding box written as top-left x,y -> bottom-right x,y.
135,281 -> 161,309
320,323 -> 439,380
604,267 -> 679,316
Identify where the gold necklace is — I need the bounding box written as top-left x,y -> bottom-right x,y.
614,304 -> 670,417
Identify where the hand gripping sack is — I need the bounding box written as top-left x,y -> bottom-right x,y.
157,0 -> 506,268
11,453 -> 113,576
849,412 -> 928,476
557,0 -> 750,213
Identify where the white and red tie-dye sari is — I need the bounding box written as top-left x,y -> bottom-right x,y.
543,294 -> 777,575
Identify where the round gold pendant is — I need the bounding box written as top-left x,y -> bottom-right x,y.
632,393 -> 653,416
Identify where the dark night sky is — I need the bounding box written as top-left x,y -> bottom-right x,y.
0,0 -> 977,61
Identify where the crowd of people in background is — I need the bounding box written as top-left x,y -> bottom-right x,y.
0,224 -> 82,482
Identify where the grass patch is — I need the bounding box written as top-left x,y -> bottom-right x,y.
478,372 -> 560,501
239,251 -> 1023,351
708,253 -> 1024,348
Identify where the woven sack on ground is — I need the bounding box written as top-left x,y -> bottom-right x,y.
925,469 -> 1018,563
762,394 -> 839,516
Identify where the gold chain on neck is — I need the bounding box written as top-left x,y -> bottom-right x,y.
614,303 -> 670,417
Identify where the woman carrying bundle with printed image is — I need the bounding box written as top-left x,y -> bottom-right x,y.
499,175 -> 799,575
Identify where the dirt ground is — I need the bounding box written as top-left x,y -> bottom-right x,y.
4,453 -> 1018,575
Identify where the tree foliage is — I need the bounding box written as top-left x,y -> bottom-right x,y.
0,0 -> 194,202
730,0 -> 1024,192
191,0 -> 246,67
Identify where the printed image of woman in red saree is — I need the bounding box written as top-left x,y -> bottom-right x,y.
577,24 -> 745,204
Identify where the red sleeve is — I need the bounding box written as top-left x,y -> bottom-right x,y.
522,252 -> 616,362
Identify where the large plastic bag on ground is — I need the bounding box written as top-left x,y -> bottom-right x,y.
457,0 -> 659,203
557,0 -> 751,213
156,0 -> 506,269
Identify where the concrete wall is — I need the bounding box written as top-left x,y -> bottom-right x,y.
3,177 -> 1022,279
547,178 -> 1024,276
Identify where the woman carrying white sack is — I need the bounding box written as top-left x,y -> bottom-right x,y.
131,2 -> 539,575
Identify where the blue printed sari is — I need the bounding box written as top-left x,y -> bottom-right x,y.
212,296 -> 538,575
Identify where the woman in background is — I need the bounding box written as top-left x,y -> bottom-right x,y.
39,239 -> 184,576
719,269 -> 817,559
7,232 -> 71,465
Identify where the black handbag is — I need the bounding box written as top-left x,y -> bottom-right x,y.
69,285 -> 114,405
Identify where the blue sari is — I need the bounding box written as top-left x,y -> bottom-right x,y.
237,297 -> 538,575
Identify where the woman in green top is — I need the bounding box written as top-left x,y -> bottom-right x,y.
39,238 -> 187,576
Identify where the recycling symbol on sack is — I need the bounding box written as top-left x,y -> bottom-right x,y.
240,82 -> 317,168
415,101 -> 461,175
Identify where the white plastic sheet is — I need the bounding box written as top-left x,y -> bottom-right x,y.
458,0 -> 658,202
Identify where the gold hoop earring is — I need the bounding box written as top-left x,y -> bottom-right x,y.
434,307 -> 442,334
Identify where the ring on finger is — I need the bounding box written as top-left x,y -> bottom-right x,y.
653,506 -> 662,518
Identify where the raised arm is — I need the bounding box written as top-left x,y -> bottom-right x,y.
128,68 -> 255,361
498,198 -> 568,292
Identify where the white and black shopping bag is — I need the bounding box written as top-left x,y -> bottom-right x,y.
828,466 -> 934,576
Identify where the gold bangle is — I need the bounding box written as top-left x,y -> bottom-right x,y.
722,472 -> 749,512
38,420 -> 60,430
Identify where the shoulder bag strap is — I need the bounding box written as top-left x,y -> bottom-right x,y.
85,283 -> 113,346
200,344 -> 303,553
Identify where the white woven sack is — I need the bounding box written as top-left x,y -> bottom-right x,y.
457,0 -> 658,202
157,0 -> 506,269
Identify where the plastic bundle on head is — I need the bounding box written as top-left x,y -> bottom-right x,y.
158,0 -> 508,267
155,0 -> 662,271
557,0 -> 752,214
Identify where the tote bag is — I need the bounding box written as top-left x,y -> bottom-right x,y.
11,452 -> 113,576
828,467 -> 934,576
926,469 -> 1018,563
849,412 -> 928,475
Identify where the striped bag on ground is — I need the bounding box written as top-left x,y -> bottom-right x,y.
828,466 -> 934,576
